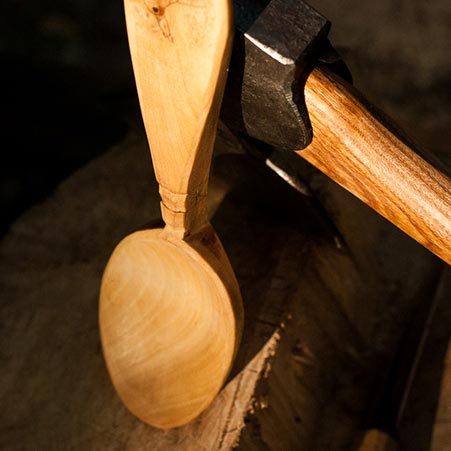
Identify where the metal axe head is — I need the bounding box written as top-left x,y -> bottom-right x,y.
222,0 -> 339,151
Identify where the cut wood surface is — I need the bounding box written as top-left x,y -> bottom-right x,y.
99,0 -> 244,429
0,127 -> 445,449
299,67 -> 451,264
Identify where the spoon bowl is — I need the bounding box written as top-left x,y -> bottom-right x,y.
100,227 -> 241,428
100,229 -> 241,428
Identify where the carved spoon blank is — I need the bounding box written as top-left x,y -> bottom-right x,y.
99,0 -> 243,429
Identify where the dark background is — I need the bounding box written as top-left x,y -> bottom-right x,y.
0,0 -> 133,234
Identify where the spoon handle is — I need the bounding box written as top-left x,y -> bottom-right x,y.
124,0 -> 233,238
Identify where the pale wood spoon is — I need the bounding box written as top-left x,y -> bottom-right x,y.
99,0 -> 243,429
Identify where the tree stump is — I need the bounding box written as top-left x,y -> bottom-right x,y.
0,127 -> 443,449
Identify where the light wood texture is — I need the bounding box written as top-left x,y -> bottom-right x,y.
99,0 -> 243,429
299,67 -> 451,264
100,226 -> 242,428
125,0 -> 233,235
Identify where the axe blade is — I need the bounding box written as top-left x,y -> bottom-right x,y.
222,0 -> 331,150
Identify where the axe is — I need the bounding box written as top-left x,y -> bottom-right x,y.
221,0 -> 451,264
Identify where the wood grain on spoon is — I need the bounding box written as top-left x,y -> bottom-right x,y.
126,0 -> 233,237
100,0 -> 243,429
100,226 -> 241,428
299,68 -> 451,264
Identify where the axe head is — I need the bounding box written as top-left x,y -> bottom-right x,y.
222,0 -> 333,151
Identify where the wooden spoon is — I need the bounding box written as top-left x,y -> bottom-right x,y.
99,0 -> 243,429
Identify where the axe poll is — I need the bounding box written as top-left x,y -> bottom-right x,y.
220,0 -> 451,264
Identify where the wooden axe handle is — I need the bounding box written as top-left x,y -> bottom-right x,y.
298,67 -> 451,264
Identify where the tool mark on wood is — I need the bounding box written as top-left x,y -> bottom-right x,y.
141,0 -> 205,42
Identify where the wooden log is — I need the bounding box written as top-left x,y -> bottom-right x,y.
0,127 -> 443,449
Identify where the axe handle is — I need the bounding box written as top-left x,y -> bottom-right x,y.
298,67 -> 451,264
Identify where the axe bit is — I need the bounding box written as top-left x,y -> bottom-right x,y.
221,0 -> 451,264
